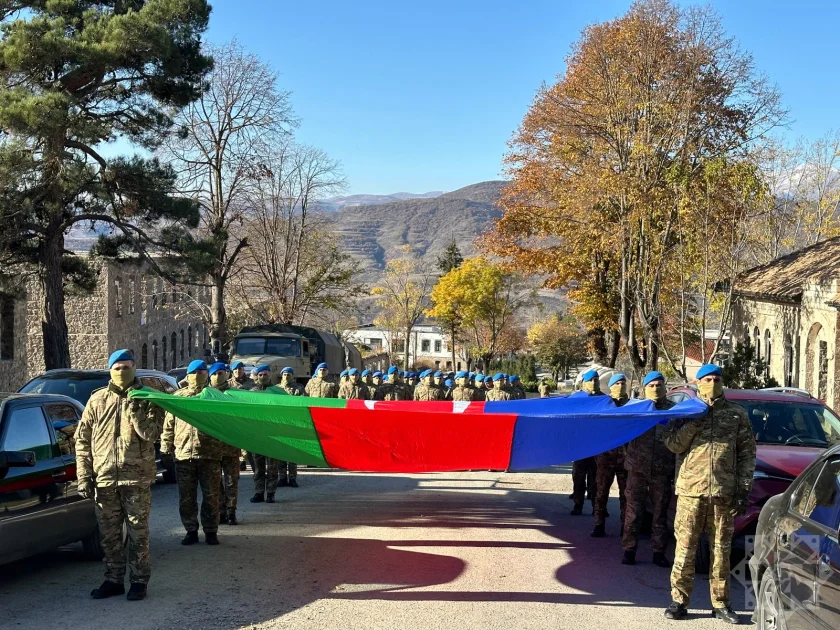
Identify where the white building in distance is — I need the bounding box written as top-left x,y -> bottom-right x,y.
344,323 -> 468,372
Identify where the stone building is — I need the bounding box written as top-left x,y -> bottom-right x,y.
731,236 -> 840,408
0,259 -> 209,391
344,323 -> 469,371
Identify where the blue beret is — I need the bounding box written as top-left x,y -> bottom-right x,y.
230,360 -> 244,370
456,371 -> 468,379
434,371 -> 442,377
349,368 -> 359,375
608,373 -> 627,387
410,372 -> 417,378
187,360 -> 208,374
510,375 -> 520,382
255,364 -> 270,374
643,371 -> 665,386
281,366 -> 294,374
208,362 -> 228,376
108,349 -> 134,368
581,369 -> 598,382
361,369 -> 370,376
340,369 -> 348,377
445,379 -> 454,387
475,374 -> 485,383
373,371 -> 382,377
493,372 -> 504,380
316,362 -> 328,371
696,364 -> 723,379
419,369 -> 430,378
388,366 -> 398,374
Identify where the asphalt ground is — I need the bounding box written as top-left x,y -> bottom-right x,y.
1,467 -> 752,629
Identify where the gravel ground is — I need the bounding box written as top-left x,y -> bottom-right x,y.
1,467 -> 752,629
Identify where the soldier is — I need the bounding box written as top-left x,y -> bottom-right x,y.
361,369 -> 374,399
77,349 -> 162,601
621,370 -> 674,567
591,373 -> 630,538
415,370 -> 443,401
473,374 -> 486,401
370,370 -> 385,400
339,367 -> 368,400
509,375 -> 526,399
229,360 -> 254,390
384,366 -> 409,400
538,377 -> 551,398
570,369 -> 600,515
277,366 -> 304,488
249,365 -> 280,502
451,371 -> 474,402
485,372 -> 513,402
306,362 -> 338,398
338,369 -> 349,390
161,360 -> 223,546
663,364 -> 755,623
208,363 -> 241,526
405,372 -> 417,398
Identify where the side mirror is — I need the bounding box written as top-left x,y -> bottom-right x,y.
0,450 -> 37,468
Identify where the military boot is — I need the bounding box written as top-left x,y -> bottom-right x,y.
288,479 -> 299,488
266,493 -> 275,503
219,511 -> 229,525
181,531 -> 199,545
712,605 -> 739,624
570,504 -> 583,516
621,549 -> 636,565
90,580 -> 125,599
653,552 -> 672,568
126,583 -> 147,601
664,602 -> 687,620
250,493 -> 264,503
205,532 -> 220,545
590,524 -> 606,538
227,511 -> 238,525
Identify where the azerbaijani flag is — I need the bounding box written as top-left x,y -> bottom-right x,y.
129,387 -> 708,472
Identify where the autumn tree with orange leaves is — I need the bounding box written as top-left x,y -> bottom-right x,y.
482,0 -> 785,376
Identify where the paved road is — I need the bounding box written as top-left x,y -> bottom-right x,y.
1,468 -> 752,629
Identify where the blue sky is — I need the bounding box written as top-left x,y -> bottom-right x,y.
202,0 -> 839,195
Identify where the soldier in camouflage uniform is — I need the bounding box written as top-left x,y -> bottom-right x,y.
339,367 -> 369,400
370,370 -> 385,400
663,364 -> 755,623
538,378 -> 551,398
509,375 -> 526,400
249,365 -> 281,501
277,367 -> 305,488
361,370 -> 375,399
384,366 -> 410,400
591,373 -> 629,538
622,371 -> 674,567
570,369 -> 600,515
209,363 -> 241,525
77,349 -> 163,601
414,369 -> 444,401
161,360 -> 223,546
473,374 -> 487,401
485,372 -> 513,402
451,371 -> 474,402
229,360 -> 255,472
406,372 -> 417,398
305,362 -> 338,398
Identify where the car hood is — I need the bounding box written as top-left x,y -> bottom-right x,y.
755,444 -> 823,478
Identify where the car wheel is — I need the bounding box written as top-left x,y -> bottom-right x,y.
694,534 -> 710,574
81,524 -> 105,560
756,568 -> 786,630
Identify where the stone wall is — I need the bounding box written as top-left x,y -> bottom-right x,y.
0,295 -> 29,392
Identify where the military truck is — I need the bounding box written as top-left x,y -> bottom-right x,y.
230,324 -> 362,384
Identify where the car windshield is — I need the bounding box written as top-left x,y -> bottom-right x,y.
19,375 -> 108,405
741,401 -> 840,447
234,337 -> 300,357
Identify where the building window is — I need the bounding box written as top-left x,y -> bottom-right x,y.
128,277 -> 136,314
818,340 -> 828,401
141,343 -> 148,369
367,337 -> 383,349
162,337 -> 167,371
421,339 -> 430,353
784,334 -> 794,387
180,329 -> 185,362
152,340 -> 158,370
170,332 -> 177,368
187,326 -> 193,357
764,330 -> 771,373
0,295 -> 14,360
114,279 -> 123,318
753,327 -> 760,360
434,340 -> 442,353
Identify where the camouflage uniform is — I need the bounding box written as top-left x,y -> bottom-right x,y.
77,380 -> 163,585
622,398 -> 675,554
250,381 -> 280,496
451,385 -> 473,402
278,379 -> 306,484
593,395 -> 629,529
414,382 -> 444,401
664,396 -> 755,608
305,376 -> 337,398
385,381 -> 410,401
214,382 -> 241,519
485,387 -> 512,402
472,386 -> 486,401
161,385 -> 223,534
338,381 -> 369,400
538,382 -> 551,398
229,375 -> 255,468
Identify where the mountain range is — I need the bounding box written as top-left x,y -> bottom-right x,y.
318,190 -> 445,212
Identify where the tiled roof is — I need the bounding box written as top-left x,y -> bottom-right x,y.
684,340 -> 716,363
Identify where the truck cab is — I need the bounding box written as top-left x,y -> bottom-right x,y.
229,332 -> 311,384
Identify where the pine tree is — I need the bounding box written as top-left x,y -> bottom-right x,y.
0,1 -> 213,369
437,238 -> 464,274
722,341 -> 779,389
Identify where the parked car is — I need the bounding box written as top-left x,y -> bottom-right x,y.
18,369 -> 180,483
750,443 -> 840,630
0,393 -> 103,566
667,386 -> 840,571
168,366 -> 188,386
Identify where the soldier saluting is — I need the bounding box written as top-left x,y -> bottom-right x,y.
76,349 -> 163,601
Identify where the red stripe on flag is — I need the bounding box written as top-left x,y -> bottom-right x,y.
344,400 -> 487,414
310,406 -> 516,472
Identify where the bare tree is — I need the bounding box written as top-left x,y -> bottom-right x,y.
160,40 -> 297,355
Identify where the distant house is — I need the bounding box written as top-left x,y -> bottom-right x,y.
731,236 -> 840,406
343,323 -> 468,371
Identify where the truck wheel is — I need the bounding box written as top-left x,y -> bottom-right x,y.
81,524 -> 105,560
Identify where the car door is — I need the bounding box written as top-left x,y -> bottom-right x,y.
0,402 -> 69,564
810,457 -> 840,630
776,462 -> 825,629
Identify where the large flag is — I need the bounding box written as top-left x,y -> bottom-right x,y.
130,388 -> 708,472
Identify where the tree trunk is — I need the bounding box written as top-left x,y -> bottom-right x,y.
210,274 -> 227,358
404,326 -> 410,369
450,327 -> 457,371
588,326 -> 608,365
605,329 -> 620,368
40,230 -> 71,370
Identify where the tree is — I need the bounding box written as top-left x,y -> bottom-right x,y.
431,238 -> 464,369
0,0 -> 213,369
437,238 -> 464,274
229,141 -> 356,328
722,341 -> 779,389
527,314 -> 589,381
372,246 -> 436,368
482,0 -> 785,377
161,40 -> 297,356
